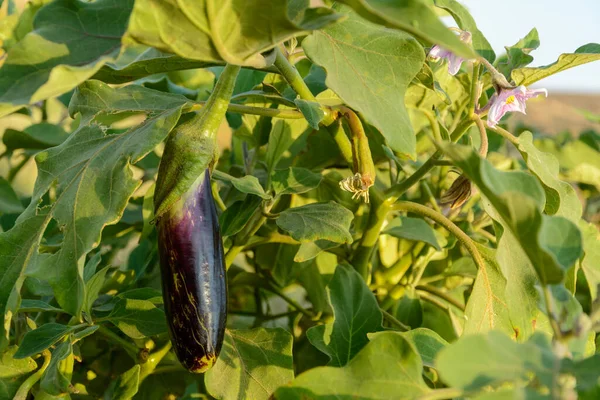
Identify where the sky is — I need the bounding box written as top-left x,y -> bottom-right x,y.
456,0 -> 600,93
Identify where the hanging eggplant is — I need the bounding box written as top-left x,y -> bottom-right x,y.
154,65 -> 240,373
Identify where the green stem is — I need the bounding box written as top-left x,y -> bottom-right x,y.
489,125 -> 519,145
244,232 -> 300,249
422,110 -> 442,142
416,284 -> 465,311
385,119 -> 474,200
417,388 -> 464,400
473,115 -> 489,157
468,62 -> 482,115
98,325 -> 141,361
201,64 -> 242,142
139,341 -> 173,381
265,284 -> 315,319
391,201 -> 485,272
542,285 -> 563,341
14,350 -> 51,400
273,48 -> 317,102
380,309 -> 410,331
227,104 -> 304,119
211,181 -> 226,212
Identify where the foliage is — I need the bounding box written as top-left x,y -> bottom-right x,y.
0,1 -> 599,399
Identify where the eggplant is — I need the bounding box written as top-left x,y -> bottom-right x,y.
157,169 -> 226,373
154,64 -> 240,373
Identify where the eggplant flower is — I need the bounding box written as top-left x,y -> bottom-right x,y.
486,85 -> 548,127
428,30 -> 472,75
441,174 -> 472,209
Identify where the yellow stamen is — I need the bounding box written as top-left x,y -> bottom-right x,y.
505,95 -> 516,105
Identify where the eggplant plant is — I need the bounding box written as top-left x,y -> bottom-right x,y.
0,1 -> 599,399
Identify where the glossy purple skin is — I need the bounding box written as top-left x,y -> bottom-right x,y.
157,169 -> 227,373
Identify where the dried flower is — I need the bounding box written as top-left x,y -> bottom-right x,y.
441,174 -> 472,209
486,85 -> 547,127
339,172 -> 373,203
428,30 -> 472,75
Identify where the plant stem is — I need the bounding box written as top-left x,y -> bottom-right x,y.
140,341 -> 173,381
265,284 -> 315,319
244,232 -> 300,249
417,388 -> 464,400
468,62 -> 482,115
391,201 -> 485,272
381,309 -> 410,331
273,47 -> 317,102
98,325 -> 141,361
542,285 -> 563,340
473,116 -> 489,157
416,284 -> 465,311
422,110 -> 442,142
489,125 -> 519,145
189,102 -> 304,119
14,350 -> 51,400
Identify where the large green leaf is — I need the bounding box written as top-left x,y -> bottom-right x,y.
272,167 -> 323,196
276,202 -> 354,244
0,89 -> 184,342
303,5 -> 425,158
0,0 -> 134,117
382,216 -> 440,250
0,346 -> 37,399
436,331 -> 555,392
125,0 -> 342,68
518,131 -> 582,221
434,0 -> 495,62
105,298 -> 167,339
339,0 -> 475,59
442,144 -> 583,284
307,264 -> 382,366
385,328 -> 447,369
205,328 -> 294,400
40,341 -> 71,396
512,43 -> 600,86
213,171 -> 271,200
13,323 -> 76,359
275,332 -> 430,399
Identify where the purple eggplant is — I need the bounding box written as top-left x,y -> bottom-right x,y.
157,169 -> 226,373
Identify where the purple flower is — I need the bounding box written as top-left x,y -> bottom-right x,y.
486,86 -> 548,127
428,30 -> 472,75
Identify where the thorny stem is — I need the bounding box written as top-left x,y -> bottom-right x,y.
391,201 -> 485,272
14,350 -> 51,400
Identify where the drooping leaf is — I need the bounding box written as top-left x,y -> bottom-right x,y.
213,171 -> 271,200
338,0 -> 475,59
0,177 -> 23,214
125,0 -> 342,68
512,43 -> 600,86
294,98 -> 324,129
2,123 -> 69,152
13,324 -> 76,359
442,143 -> 583,284
303,5 -> 425,158
436,331 -> 556,392
275,332 -> 430,399
105,298 -> 167,339
276,202 -> 354,244
0,0 -> 134,117
40,341 -> 71,396
434,0 -> 496,62
18,300 -> 63,314
518,131 -> 582,221
272,167 -> 323,196
382,216 -> 441,250
307,264 -> 382,366
205,328 -> 294,400
220,196 -> 262,237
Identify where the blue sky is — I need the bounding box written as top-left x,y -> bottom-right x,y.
457,0 -> 600,93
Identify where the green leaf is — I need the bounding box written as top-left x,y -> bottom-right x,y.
497,28 -> 540,77
83,267 -> 110,318
579,221 -> 600,301
518,131 -> 582,221
125,0 -> 342,68
436,331 -> 555,391
0,346 -> 37,400
396,328 -> 448,368
382,216 -> 441,250
40,341 -> 71,396
220,196 -> 262,237
18,300 -> 63,314
212,171 -> 270,200
14,323 -> 76,359
562,355 -> 600,393
2,123 -> 69,152
266,119 -> 310,174
105,298 -> 166,339
276,202 -> 354,244
72,325 -> 99,341
434,0 -> 496,62
512,43 -> 600,86
303,5 -> 425,158
0,88 -> 184,337
112,364 -> 140,400
338,0 -> 476,59
275,332 -> 430,399
294,98 -> 324,129
307,264 -> 382,366
442,143 -> 583,284
294,240 -> 338,262
0,177 -> 23,214
0,0 -> 134,116
272,167 -> 323,196
205,328 -> 294,400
